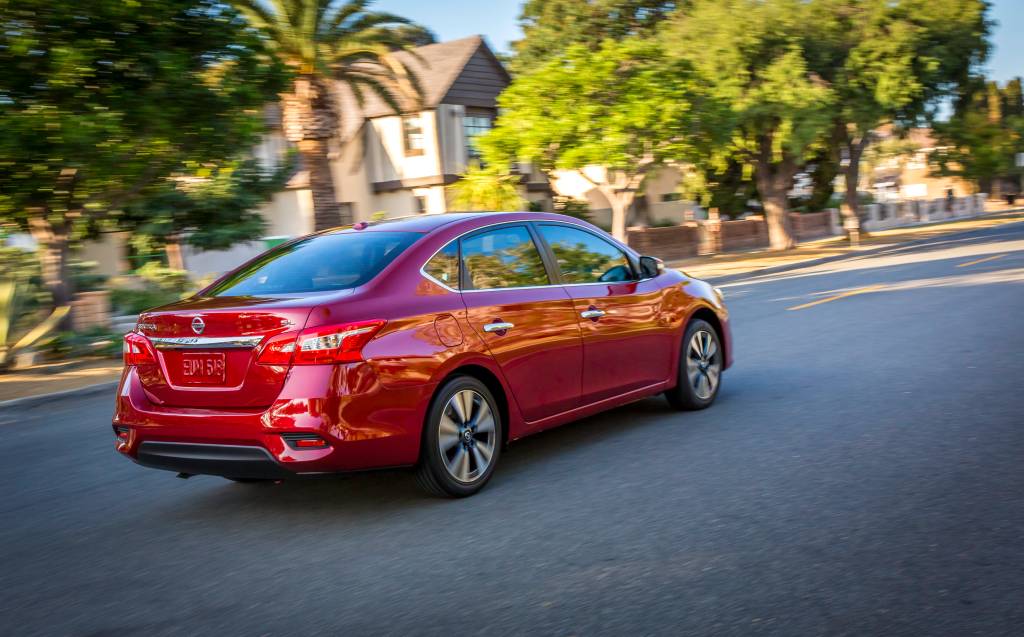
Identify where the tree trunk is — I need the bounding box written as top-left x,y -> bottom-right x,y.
164,237 -> 185,271
282,75 -> 345,231
840,135 -> 870,241
28,216 -> 73,328
754,157 -> 796,250
602,186 -> 637,242
298,138 -> 345,230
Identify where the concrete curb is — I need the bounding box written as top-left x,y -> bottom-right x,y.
701,214 -> 1024,285
0,380 -> 119,412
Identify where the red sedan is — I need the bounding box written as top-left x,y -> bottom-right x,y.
113,212 -> 732,496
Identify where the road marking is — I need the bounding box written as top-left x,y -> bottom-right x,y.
786,284 -> 886,311
956,253 -> 1007,268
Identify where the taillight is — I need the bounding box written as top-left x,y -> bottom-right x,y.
255,331 -> 298,366
292,320 -> 385,365
123,332 -> 156,366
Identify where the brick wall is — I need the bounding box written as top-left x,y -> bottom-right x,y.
71,291 -> 111,332
626,224 -> 700,261
719,218 -> 769,251
789,211 -> 832,241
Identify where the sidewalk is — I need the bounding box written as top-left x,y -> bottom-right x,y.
0,358 -> 122,407
672,208 -> 1024,282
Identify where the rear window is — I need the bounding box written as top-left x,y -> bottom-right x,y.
205,231 -> 419,296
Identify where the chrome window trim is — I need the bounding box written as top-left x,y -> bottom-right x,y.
147,335 -> 265,350
417,218 -> 654,293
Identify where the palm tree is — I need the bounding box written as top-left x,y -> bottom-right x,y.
232,0 -> 433,230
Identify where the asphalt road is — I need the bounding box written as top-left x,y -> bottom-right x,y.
2,222 -> 1023,636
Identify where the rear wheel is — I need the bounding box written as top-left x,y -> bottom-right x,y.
665,319 -> 723,411
415,376 -> 502,497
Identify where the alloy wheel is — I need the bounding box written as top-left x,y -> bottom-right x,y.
438,389 -> 497,483
686,329 -> 721,400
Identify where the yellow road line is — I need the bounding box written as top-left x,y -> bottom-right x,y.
787,284 -> 886,311
956,253 -> 1007,268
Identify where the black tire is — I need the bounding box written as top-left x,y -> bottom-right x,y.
665,318 -> 723,411
415,375 -> 503,498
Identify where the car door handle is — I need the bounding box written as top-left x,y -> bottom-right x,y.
580,309 -> 606,319
483,322 -> 514,333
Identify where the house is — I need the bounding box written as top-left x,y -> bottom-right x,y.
75,36 -> 704,279
866,127 -> 975,202
250,35 -> 698,241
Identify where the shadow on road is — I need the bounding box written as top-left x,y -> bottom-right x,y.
161,393 -> 719,521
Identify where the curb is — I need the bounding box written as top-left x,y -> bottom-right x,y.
0,380 -> 119,412
698,214 -> 1024,285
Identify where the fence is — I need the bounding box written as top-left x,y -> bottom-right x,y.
626,194 -> 990,262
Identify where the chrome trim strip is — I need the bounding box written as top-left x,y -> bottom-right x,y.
417,218 -> 653,293
580,309 -> 606,319
148,335 -> 265,350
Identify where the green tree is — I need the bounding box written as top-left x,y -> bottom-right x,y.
231,0 -> 433,230
932,77 -> 1024,196
482,38 -> 717,240
0,0 -> 282,310
121,156 -> 294,269
665,0 -> 834,249
805,0 -> 990,236
511,0 -> 677,74
446,162 -> 526,212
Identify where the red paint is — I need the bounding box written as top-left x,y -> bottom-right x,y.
113,212 -> 732,477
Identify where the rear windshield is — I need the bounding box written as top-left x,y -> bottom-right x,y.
205,231 -> 420,296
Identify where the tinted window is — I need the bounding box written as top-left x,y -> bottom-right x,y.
423,241 -> 459,289
537,224 -> 634,284
461,226 -> 550,290
206,231 -> 418,296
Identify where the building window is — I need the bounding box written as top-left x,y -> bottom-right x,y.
403,116 -> 425,156
463,114 -> 492,160
414,195 -> 428,214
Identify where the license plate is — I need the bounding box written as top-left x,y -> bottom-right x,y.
180,353 -> 226,385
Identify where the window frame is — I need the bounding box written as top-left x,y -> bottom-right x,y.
402,115 -> 425,157
457,223 -> 558,292
417,220 -> 648,294
420,239 -> 461,291
532,222 -> 639,285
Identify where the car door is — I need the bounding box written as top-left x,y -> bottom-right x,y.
534,222 -> 675,404
458,224 -> 583,422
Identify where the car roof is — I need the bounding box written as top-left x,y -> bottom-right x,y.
329,211 -> 596,235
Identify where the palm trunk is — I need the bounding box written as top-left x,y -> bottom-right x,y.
298,138 -> 345,230
282,75 -> 346,231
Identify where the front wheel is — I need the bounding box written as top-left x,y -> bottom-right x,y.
415,376 -> 503,497
665,319 -> 723,411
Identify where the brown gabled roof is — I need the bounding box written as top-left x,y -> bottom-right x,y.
335,35 -> 507,141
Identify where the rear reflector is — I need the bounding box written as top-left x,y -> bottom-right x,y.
281,433 -> 330,449
123,333 -> 156,366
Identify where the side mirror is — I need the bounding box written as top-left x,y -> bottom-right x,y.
639,256 -> 664,279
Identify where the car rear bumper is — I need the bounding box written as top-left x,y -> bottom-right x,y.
135,441 -> 295,479
112,365 -> 435,477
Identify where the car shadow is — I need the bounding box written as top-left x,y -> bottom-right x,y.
160,390 -> 729,523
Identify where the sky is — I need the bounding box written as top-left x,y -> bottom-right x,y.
376,0 -> 1022,82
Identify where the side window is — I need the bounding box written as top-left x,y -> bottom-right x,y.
423,241 -> 459,289
461,226 -> 550,290
537,224 -> 634,284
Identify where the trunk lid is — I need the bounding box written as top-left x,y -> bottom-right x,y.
135,295 -> 318,409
